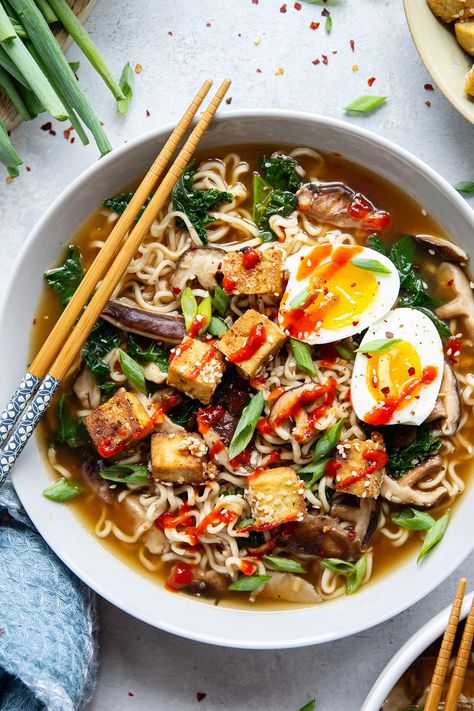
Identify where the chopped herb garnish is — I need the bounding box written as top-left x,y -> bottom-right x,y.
325,14 -> 332,32
389,236 -> 439,308
127,335 -> 170,371
44,244 -> 84,310
289,285 -> 311,309
320,555 -> 367,594
345,95 -> 387,113
290,338 -> 316,376
391,508 -> 435,531
252,172 -> 297,242
207,316 -> 228,336
366,234 -> 387,255
172,164 -> 232,243
263,555 -> 307,574
81,319 -> 121,393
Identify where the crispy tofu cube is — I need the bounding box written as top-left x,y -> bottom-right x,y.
84,387 -> 152,458
334,432 -> 386,499
455,19 -> 474,54
427,0 -> 474,22
150,432 -> 210,484
246,466 -> 306,530
216,309 -> 287,378
223,247 -> 284,295
167,338 -> 226,404
465,64 -> 474,96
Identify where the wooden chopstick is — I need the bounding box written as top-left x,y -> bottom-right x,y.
30,78 -> 213,380
444,594 -> 474,711
47,77 -> 231,382
424,577 -> 467,711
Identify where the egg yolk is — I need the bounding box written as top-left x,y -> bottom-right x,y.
281,244 -> 378,336
366,340 -> 422,407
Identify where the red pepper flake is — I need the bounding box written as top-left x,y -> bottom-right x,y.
40,122 -> 52,131
381,386 -> 390,395
206,21 -> 211,26
425,100 -> 432,107
146,109 -> 151,117
280,3 -> 287,12
312,58 -> 320,65
424,83 -> 434,91
352,320 -> 360,326
252,0 -> 259,4
128,692 -> 134,697
168,31 -> 173,35
197,693 -> 207,702
226,97 -> 232,104
310,21 -> 320,29
367,76 -> 376,87
332,50 -> 337,55
256,67 -> 262,73
26,165 -> 31,172
49,129 -> 56,136
350,39 -> 355,52
63,124 -> 74,141
408,366 -> 415,376
322,54 -> 328,65
70,136 -> 75,144
294,1 -> 301,9
447,279 -> 454,287
321,7 -> 330,15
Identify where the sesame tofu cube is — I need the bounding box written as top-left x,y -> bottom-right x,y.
334,432 -> 386,499
84,387 -> 152,458
223,247 -> 284,295
216,309 -> 287,378
246,466 -> 306,530
167,337 -> 226,404
150,432 -> 209,484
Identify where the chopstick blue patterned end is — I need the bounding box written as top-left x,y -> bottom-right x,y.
0,372 -> 41,448
0,374 -> 60,485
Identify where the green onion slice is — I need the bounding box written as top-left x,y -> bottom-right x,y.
181,286 -> 197,331
228,391 -> 265,460
356,338 -> 402,354
99,464 -> 150,485
454,181 -> 474,193
212,284 -> 230,316
43,478 -> 83,502
290,338 -> 316,376
118,349 -> 146,393
263,555 -> 307,574
208,316 -> 228,336
117,61 -> 134,115
350,257 -> 392,274
197,295 -> 212,334
229,574 -> 271,592
289,285 -> 311,309
391,508 -> 435,531
345,95 -> 387,113
417,510 -> 450,564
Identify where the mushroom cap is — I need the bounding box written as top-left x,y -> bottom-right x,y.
414,233 -> 468,263
283,513 -> 362,561
331,497 -> 381,548
170,247 -> 226,293
381,455 -> 447,508
436,262 -> 474,340
427,362 -> 462,437
102,300 -> 185,343
269,382 -> 326,444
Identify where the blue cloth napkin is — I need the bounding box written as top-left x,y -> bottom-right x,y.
0,480 -> 98,711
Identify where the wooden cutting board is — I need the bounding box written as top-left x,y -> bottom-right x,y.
1,0 -> 97,131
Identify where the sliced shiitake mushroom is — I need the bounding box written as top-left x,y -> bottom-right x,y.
102,300 -> 185,343
170,247 -> 226,293
414,234 -> 468,263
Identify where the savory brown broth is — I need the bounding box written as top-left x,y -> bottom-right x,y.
31,144 -> 474,607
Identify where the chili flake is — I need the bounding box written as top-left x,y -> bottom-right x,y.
367,77 -> 376,87
352,64 -> 359,72
294,1 -> 301,9
310,21 -> 320,29
424,83 -> 434,91
350,39 -> 355,52
280,3 -> 287,12
135,63 -> 142,74
275,67 -> 285,75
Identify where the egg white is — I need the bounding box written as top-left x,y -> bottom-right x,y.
351,307 -> 444,426
279,245 -> 400,345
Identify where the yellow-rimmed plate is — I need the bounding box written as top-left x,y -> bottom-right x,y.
404,0 -> 474,124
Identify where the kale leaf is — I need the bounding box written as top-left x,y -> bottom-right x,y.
389,236 -> 440,308
127,334 -> 170,372
366,233 -> 387,255
44,245 -> 84,310
167,394 -> 200,429
172,164 -> 233,244
56,394 -> 89,448
81,319 -> 121,393
102,192 -> 152,221
252,173 -> 297,242
259,154 -> 302,192
388,426 -> 442,478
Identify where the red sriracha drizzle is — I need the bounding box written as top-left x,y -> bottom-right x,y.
188,343 -> 218,381
257,417 -> 273,435
97,419 -> 154,458
187,315 -> 206,338
445,336 -> 463,365
228,323 -> 266,363
364,365 -> 438,426
168,337 -> 193,363
273,378 -> 336,430
325,459 -> 342,478
242,248 -> 261,270
166,562 -> 194,590
348,194 -> 391,230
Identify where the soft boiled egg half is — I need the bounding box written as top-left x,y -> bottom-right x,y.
351,307 -> 444,427
278,242 -> 400,344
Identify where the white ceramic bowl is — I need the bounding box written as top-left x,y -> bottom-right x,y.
362,592 -> 474,710
2,111 -> 474,649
